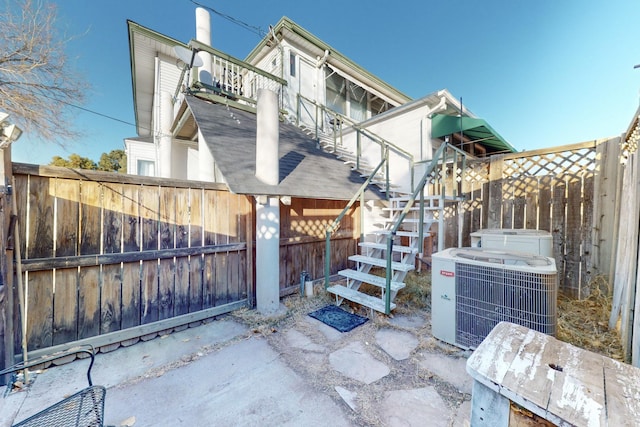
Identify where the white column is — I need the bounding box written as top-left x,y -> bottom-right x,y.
255,88 -> 281,314
158,91 -> 173,178
255,89 -> 279,185
256,197 -> 280,314
195,7 -> 215,182
197,128 -> 215,182
195,7 -> 213,86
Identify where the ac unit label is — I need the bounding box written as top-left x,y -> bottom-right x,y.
440,270 -> 454,277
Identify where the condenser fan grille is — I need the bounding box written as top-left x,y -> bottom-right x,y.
455,262 -> 557,349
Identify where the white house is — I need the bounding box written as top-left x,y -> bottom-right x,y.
124,7 -> 515,314
125,11 -> 513,183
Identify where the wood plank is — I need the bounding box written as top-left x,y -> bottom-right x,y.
203,189 -> 217,246
216,191 -> 230,245
501,178 -> 514,229
175,187 -> 190,249
609,161 -> 632,328
159,186 -> 175,250
524,176 -> 538,230
564,173 -> 584,297
203,254 -> 216,308
52,268 -> 78,345
189,254 -> 203,312
140,260 -> 159,324
27,175 -> 54,258
77,266 -> 100,339
20,243 -> 246,271
603,356 -> 640,425
102,183 -> 123,254
120,261 -> 141,329
190,188 -> 203,247
25,300 -> 247,362
545,341 -> 606,426
466,322 -> 526,392
537,176 -> 552,235
13,162 -> 229,190
25,271 -> 54,351
14,175 -> 28,257
227,251 -> 240,302
100,263 -> 122,334
214,253 -> 228,306
551,176 -> 567,292
139,186 -> 159,251
79,181 -> 102,255
487,156 -> 504,228
123,184 -> 141,252
174,256 -> 190,316
581,174 -> 594,294
54,178 -> 80,257
158,258 -> 174,320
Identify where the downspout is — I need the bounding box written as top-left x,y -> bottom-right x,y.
153,56 -> 161,175
314,50 -> 330,137
315,50 -> 330,103
420,95 -> 447,161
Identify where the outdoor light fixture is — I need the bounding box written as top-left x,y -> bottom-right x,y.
0,112 -> 23,149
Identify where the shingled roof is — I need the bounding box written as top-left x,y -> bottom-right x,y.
185,95 -> 383,201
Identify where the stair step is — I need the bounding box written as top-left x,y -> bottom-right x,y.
384,218 -> 436,224
359,241 -> 417,254
373,230 -> 420,238
338,269 -> 406,292
348,255 -> 415,272
383,206 -> 440,212
327,285 -> 396,313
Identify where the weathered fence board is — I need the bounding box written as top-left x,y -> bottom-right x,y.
80,181 -> 102,255
78,266 -> 100,339
121,262 -> 140,330
52,267 -> 77,346
1,163 -> 356,365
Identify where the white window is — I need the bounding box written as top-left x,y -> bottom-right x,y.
325,69 -> 369,121
137,160 -> 155,177
325,70 -> 346,115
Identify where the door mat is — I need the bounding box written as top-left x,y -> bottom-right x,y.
308,305 -> 368,332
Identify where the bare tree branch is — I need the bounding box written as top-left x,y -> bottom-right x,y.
0,0 -> 89,145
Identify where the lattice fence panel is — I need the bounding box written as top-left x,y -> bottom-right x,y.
500,147 -> 596,297
439,145 -> 597,297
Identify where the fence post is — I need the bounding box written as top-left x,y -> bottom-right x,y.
0,145 -> 14,385
487,155 -> 504,229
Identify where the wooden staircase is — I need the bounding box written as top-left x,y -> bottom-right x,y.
327,195 -> 442,314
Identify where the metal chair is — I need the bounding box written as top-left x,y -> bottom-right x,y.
0,346 -> 106,427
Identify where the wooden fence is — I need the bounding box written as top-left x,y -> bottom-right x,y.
609,135 -> 640,365
437,138 -> 621,299
1,164 -> 359,369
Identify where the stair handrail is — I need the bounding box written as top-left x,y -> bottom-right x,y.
324,155 -> 388,289
295,94 -> 417,192
383,142 -> 457,314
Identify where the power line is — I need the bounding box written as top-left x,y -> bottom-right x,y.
188,0 -> 266,37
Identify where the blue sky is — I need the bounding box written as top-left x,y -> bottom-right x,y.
11,0 -> 640,165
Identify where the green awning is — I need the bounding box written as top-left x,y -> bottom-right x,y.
431,114 -> 516,153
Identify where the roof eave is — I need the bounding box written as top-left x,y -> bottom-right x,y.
245,17 -> 412,104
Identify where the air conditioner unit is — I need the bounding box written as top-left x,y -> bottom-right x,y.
470,229 -> 553,257
431,247 -> 557,350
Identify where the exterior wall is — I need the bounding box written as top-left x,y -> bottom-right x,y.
124,138 -> 156,176
338,100 -> 440,193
